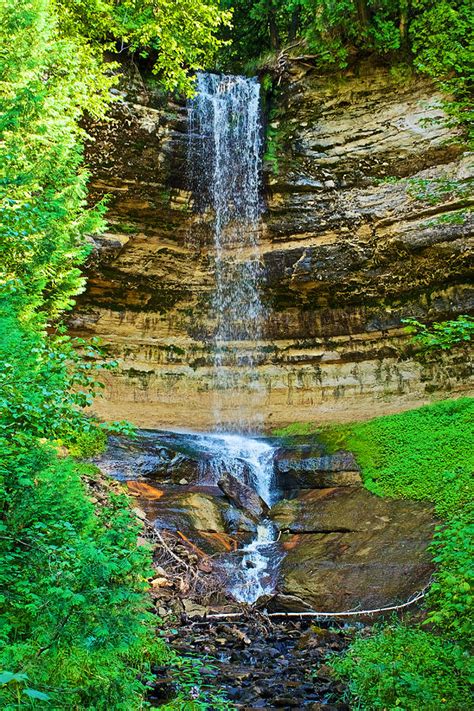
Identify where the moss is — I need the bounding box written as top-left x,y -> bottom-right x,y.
317,397 -> 474,518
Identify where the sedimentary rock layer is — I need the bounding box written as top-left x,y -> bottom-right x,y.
71,63 -> 473,428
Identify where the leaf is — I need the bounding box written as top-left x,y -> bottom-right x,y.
0,671 -> 28,684
24,688 -> 50,701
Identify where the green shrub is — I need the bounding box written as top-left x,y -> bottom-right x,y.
0,437 -> 167,709
403,315 -> 474,352
427,505 -> 474,643
331,625 -> 473,711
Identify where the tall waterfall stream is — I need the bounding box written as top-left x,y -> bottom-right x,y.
187,73 -> 280,603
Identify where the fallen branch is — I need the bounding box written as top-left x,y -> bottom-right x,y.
204,585 -> 430,620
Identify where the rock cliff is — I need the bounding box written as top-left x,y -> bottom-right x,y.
70,63 -> 473,429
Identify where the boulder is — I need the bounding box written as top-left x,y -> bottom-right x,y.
140,490 -> 228,533
272,488 -> 435,611
134,488 -> 257,537
218,472 -> 270,522
275,450 -> 361,489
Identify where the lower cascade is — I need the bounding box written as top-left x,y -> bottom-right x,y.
197,433 -> 280,603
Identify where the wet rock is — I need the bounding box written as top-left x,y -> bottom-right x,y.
127,481 -> 164,500
143,490 -> 228,532
275,449 -> 361,489
218,471 -> 270,521
221,501 -> 258,534
160,614 -> 351,708
273,488 -> 435,611
94,433 -> 202,484
265,593 -> 313,613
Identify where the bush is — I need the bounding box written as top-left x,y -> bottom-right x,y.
427,505 -> 474,643
0,436 -> 169,709
332,625 -> 473,711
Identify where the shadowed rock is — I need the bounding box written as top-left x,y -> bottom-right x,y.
218,472 -> 270,522
275,449 -> 362,489
270,487 -> 435,611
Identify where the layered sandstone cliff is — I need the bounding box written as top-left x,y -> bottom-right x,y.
70,63 -> 473,429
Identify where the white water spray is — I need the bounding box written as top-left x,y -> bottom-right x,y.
188,74 -> 279,603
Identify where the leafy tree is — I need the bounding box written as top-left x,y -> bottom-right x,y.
0,0 -> 109,318
403,315 -> 474,351
54,0 -> 231,94
410,0 -> 473,138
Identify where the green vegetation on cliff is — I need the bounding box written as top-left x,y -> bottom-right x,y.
277,397 -> 473,708
222,0 -> 473,139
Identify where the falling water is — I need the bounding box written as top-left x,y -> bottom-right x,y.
195,431 -> 280,603
188,74 -> 279,603
188,73 -> 265,431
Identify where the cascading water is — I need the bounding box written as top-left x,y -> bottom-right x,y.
188,72 -> 265,431
188,73 -> 280,603
195,432 -> 279,603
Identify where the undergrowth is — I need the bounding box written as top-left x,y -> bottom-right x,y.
277,398 -> 474,709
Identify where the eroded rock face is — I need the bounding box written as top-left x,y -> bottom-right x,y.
70,63 -> 473,429
275,449 -> 361,489
271,487 -> 435,611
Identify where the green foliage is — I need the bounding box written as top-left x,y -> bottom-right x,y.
410,0 -> 474,140
422,210 -> 469,227
331,624 -> 473,710
223,1 -> 472,139
403,315 -> 474,351
54,0 -> 231,95
0,438 -> 166,709
0,299 -> 117,448
319,398 -> 474,516
0,0 -> 108,318
427,505 -> 474,642
0,306 -> 161,708
407,177 -> 472,205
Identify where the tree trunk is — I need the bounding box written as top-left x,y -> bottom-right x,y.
399,0 -> 410,50
289,6 -> 301,42
354,0 -> 369,28
267,0 -> 281,49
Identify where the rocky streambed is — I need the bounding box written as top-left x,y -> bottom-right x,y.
96,428 -> 435,613
149,614 -> 353,709
94,428 -> 435,707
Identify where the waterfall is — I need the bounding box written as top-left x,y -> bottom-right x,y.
193,431 -> 280,604
188,73 -> 265,431
188,73 -> 279,603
